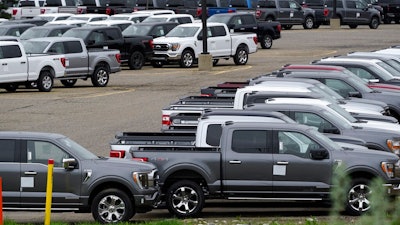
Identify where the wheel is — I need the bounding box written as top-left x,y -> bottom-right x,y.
345,178 -> 372,216
37,70 -> 53,92
128,51 -> 145,70
265,16 -> 274,22
313,23 -> 320,29
260,34 -> 273,49
282,25 -> 293,30
233,46 -> 248,65
369,17 -> 380,29
91,188 -> 134,223
303,16 -> 314,29
179,49 -> 195,68
91,66 -> 109,87
151,61 -> 164,68
5,84 -> 18,92
61,79 -> 77,87
212,59 -> 219,66
166,180 -> 205,218
349,24 -> 358,29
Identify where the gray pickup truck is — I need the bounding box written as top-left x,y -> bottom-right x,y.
22,37 -> 121,87
127,121 -> 400,218
0,131 -> 159,223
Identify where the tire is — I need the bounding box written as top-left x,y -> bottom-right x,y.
61,79 -> 77,87
303,16 -> 314,29
345,178 -> 372,216
37,70 -> 53,92
151,61 -> 164,68
166,180 -> 205,218
233,46 -> 249,65
369,17 -> 380,29
313,23 -> 320,29
179,49 -> 195,68
260,34 -> 273,49
349,24 -> 358,29
91,66 -> 109,87
282,25 -> 293,30
5,84 -> 18,92
212,59 -> 219,66
265,16 -> 274,22
91,188 -> 134,223
128,51 -> 145,70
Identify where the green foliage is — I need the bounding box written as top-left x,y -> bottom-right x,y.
329,162 -> 350,225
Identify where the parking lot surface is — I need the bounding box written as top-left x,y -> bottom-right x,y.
1,24 -> 400,223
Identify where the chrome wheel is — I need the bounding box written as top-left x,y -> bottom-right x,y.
91,66 -> 109,87
180,50 -> 194,68
166,180 -> 204,218
97,195 -> 126,223
347,183 -> 371,213
171,186 -> 199,214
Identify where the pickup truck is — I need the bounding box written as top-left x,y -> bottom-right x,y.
85,0 -> 136,15
123,121 -> 400,217
7,0 -> 45,19
0,41 -> 66,92
62,26 -> 153,70
166,0 -> 236,18
255,0 -> 316,29
207,12 -> 281,49
151,22 -> 258,68
375,0 -> 400,23
40,0 -> 87,14
0,131 -> 159,223
22,37 -> 121,87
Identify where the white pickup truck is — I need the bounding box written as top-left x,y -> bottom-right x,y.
151,22 -> 258,68
0,41 -> 66,92
7,0 -> 45,20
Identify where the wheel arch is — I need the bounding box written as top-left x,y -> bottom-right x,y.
88,180 -> 136,209
161,168 -> 211,196
40,66 -> 55,78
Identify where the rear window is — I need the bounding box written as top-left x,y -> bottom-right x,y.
0,45 -> 22,58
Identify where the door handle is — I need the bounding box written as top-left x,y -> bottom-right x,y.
21,61 -> 26,64
276,161 -> 289,165
2,63 -> 7,66
229,160 -> 242,164
24,171 -> 37,175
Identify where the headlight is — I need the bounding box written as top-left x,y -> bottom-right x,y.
133,172 -> 149,189
387,139 -> 400,155
381,162 -> 395,178
170,43 -> 180,51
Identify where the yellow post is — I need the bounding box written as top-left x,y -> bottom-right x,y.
44,159 -> 54,225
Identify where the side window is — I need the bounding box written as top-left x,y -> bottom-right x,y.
48,42 -> 65,54
324,78 -> 357,98
231,130 -> 270,153
264,0 -> 277,8
346,1 -> 356,8
279,1 -> 290,8
337,0 -> 343,7
206,124 -> 222,146
88,30 -> 105,43
0,140 -> 16,162
278,131 -> 322,159
2,45 -> 22,58
64,41 -> 83,54
152,26 -> 165,36
48,29 -> 63,37
211,26 -> 227,37
27,140 -> 70,167
232,16 -> 242,26
8,28 -> 21,37
288,1 -> 300,8
178,17 -> 192,24
293,112 -> 336,132
242,15 -> 256,25
346,67 -> 375,80
65,0 -> 76,6
104,29 -> 120,41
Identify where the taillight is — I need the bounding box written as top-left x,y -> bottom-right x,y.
323,8 -> 329,17
162,114 -> 171,126
77,8 -> 83,14
132,157 -> 148,162
277,23 -> 282,32
40,8 -> 46,14
110,150 -> 126,158
60,58 -> 66,67
12,9 -> 17,15
200,93 -> 212,97
228,9 -> 235,13
253,36 -> 258,44
196,8 -> 202,17
255,10 -> 261,19
106,8 -> 112,15
148,39 -> 154,49
115,53 -> 121,63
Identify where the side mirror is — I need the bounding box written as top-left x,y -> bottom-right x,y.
310,149 -> 329,160
63,158 -> 77,170
197,35 -> 203,40
87,40 -> 95,46
322,127 -> 340,134
348,91 -> 362,98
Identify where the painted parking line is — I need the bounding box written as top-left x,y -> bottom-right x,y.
71,88 -> 136,99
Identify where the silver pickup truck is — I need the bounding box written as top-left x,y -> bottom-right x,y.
22,37 -> 121,87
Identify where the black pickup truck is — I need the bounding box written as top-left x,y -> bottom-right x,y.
207,12 -> 281,49
63,26 -> 153,70
84,0 -> 136,15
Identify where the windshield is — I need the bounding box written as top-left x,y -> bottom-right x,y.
20,29 -> 48,40
346,75 -> 374,93
33,16 -> 54,22
63,29 -> 91,39
58,137 -> 98,160
377,61 -> 400,77
166,26 -> 199,37
21,40 -> 50,53
309,86 -> 336,103
143,17 -> 167,23
122,24 -> 152,36
321,109 -> 353,129
0,28 -> 9,35
68,16 -> 90,21
110,16 -> 129,20
207,15 -> 231,23
315,83 -> 345,100
384,59 -> 400,73
308,128 -> 341,150
327,103 -> 358,123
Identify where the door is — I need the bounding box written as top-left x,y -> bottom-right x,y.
0,45 -> 28,82
277,0 -> 293,24
223,129 -> 274,196
20,140 -> 82,208
288,0 -> 304,24
272,130 -> 332,198
0,139 -> 21,207
208,25 -> 231,57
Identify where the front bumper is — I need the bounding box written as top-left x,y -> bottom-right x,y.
133,189 -> 160,213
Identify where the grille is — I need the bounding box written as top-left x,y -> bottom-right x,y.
153,44 -> 169,51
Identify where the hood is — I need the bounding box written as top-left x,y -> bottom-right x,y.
92,157 -> 156,172
334,145 -> 399,163
341,102 -> 383,115
153,36 -> 195,44
352,120 -> 400,132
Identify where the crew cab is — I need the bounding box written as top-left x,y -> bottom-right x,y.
0,131 -> 159,223
40,0 -> 87,14
22,37 -> 121,87
124,121 -> 400,217
255,0 -> 316,29
151,22 -> 258,68
63,26 -> 153,70
7,0 -> 45,19
207,12 -> 281,49
0,41 -> 66,92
